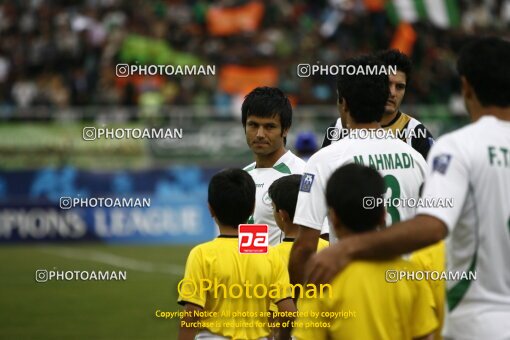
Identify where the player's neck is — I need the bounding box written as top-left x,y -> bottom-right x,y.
380,110 -> 398,126
255,147 -> 287,168
218,225 -> 238,236
479,106 -> 510,122
283,225 -> 298,239
349,122 -> 381,130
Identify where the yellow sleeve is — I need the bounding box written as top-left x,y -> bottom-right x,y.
292,297 -> 328,340
317,239 -> 329,251
270,250 -> 293,304
177,246 -> 207,308
411,278 -> 439,338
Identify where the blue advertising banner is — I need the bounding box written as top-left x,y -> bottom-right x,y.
0,166 -> 220,244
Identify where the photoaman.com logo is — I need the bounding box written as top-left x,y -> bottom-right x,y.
239,224 -> 268,254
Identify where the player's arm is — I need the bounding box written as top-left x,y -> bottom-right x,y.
275,298 -> 297,340
290,163 -> 327,285
289,226 -> 321,285
178,303 -> 203,340
307,215 -> 447,283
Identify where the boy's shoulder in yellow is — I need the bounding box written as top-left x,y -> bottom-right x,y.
293,258 -> 438,340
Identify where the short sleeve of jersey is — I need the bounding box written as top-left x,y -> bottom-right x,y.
411,277 -> 439,337
270,250 -> 293,304
293,158 -> 327,231
177,247 -> 207,308
417,136 -> 469,233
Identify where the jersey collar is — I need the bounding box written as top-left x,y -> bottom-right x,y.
381,110 -> 402,128
271,150 -> 292,174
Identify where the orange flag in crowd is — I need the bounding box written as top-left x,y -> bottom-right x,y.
390,22 -> 417,56
219,65 -> 279,95
207,2 -> 265,36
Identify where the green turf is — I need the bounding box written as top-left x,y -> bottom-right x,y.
0,244 -> 195,339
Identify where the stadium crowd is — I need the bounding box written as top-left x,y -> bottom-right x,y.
0,0 -> 509,113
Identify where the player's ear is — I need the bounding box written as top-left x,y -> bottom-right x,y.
340,97 -> 348,113
341,98 -> 353,125
328,207 -> 340,229
278,209 -> 291,225
282,127 -> 289,138
207,203 -> 216,218
461,76 -> 474,102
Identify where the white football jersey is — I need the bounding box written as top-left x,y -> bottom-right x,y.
244,151 -> 306,246
418,116 -> 510,339
294,132 -> 427,242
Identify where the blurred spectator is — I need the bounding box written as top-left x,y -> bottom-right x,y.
0,0 -> 508,115
294,131 -> 318,161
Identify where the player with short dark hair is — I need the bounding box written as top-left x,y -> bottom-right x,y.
289,55 -> 427,285
178,168 -> 296,340
293,164 -> 437,340
307,36 -> 510,340
325,164 -> 386,233
336,57 -> 389,124
268,174 -> 302,223
322,49 -> 435,160
208,168 -> 256,227
266,175 -> 328,319
242,86 -> 293,145
242,87 -> 316,246
268,174 -> 329,256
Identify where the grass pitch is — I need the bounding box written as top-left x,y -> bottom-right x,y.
0,244 -> 194,339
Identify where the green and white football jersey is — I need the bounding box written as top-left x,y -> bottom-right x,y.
418,116 -> 510,339
244,151 -> 306,246
294,131 -> 427,242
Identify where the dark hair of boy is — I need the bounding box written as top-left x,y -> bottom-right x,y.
326,163 -> 385,233
268,174 -> 302,221
208,168 -> 256,227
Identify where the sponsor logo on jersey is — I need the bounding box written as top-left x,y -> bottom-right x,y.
433,154 -> 452,174
300,173 -> 315,192
239,224 -> 268,254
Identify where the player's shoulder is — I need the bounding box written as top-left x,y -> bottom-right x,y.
190,239 -> 218,254
437,117 -> 494,145
308,137 -> 354,163
428,120 -> 484,158
267,245 -> 288,264
271,241 -> 291,258
382,135 -> 427,163
401,112 -> 424,128
340,258 -> 418,277
283,150 -> 306,173
243,162 -> 256,172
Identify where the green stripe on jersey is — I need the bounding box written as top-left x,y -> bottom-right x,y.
273,163 -> 291,174
447,251 -> 477,311
243,164 -> 256,172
